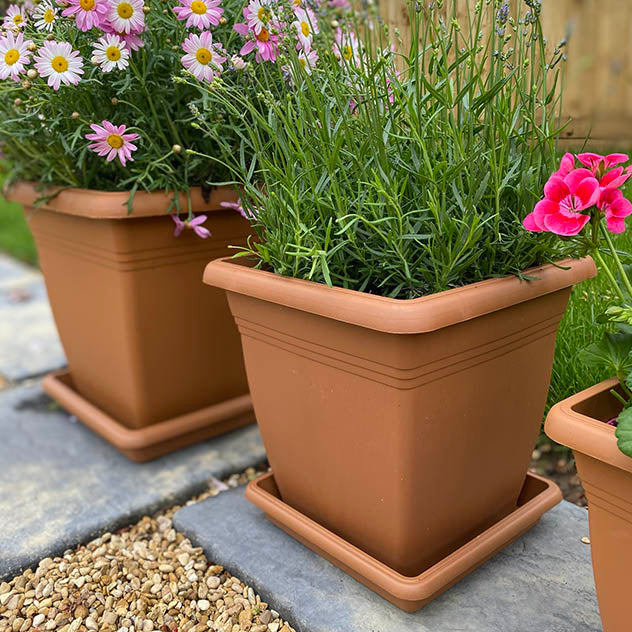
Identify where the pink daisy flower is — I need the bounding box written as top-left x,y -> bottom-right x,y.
181,31 -> 226,82
0,31 -> 33,81
173,0 -> 223,30
172,214 -> 211,239
3,5 -> 27,30
107,0 -> 144,35
61,0 -> 108,31
85,120 -> 139,166
99,18 -> 144,50
33,41 -> 84,90
234,15 -> 278,63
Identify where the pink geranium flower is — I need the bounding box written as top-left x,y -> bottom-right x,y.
85,120 -> 139,166
172,214 -> 211,238
173,0 -> 223,30
598,188 -> 632,234
553,152 -> 575,178
577,153 -> 629,172
523,169 -> 600,236
61,0 -> 108,31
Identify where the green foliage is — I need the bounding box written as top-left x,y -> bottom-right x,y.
580,328 -> 632,378
615,406 -> 632,457
195,0 -> 564,298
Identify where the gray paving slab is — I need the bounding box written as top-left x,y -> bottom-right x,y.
0,382 -> 266,581
174,487 -> 601,632
0,254 -> 65,382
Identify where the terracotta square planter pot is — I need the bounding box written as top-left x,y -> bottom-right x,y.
546,379 -> 632,632
7,181 -> 255,461
204,256 -> 595,602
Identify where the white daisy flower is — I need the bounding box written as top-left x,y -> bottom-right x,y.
246,0 -> 275,35
33,40 -> 84,90
107,0 -> 144,35
293,7 -> 318,51
92,33 -> 129,72
298,47 -> 317,74
0,31 -> 32,80
181,31 -> 225,82
32,1 -> 58,31
3,4 -> 27,30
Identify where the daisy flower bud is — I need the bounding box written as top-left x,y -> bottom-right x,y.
71,111 -> 79,119
45,33 -> 54,40
143,5 -> 150,13
172,144 -> 182,154
26,68 -> 37,79
331,19 -> 339,28
91,55 -> 99,65
21,79 -> 30,89
219,16 -> 226,24
26,42 -> 36,52
14,98 -> 21,106
111,97 -> 118,105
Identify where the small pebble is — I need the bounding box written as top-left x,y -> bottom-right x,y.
0,464 -> 288,632
581,536 -> 591,545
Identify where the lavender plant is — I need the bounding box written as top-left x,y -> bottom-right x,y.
192,0 -> 567,297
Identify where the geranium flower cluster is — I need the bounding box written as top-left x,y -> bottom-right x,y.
523,153 -> 632,236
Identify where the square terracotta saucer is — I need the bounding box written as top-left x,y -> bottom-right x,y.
43,370 -> 255,462
246,471 -> 562,612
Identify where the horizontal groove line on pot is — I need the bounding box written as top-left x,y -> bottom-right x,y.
32,228 -> 248,260
582,494 -> 632,527
582,480 -> 632,518
235,311 -> 564,378
205,257 -> 596,334
33,233 -> 248,272
235,320 -> 561,390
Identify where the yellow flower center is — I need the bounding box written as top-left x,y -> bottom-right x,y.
4,49 -> 19,65
292,0 -> 301,6
43,8 -> 55,22
300,20 -> 309,37
51,55 -> 68,72
80,0 -> 95,10
256,27 -> 269,42
190,0 -> 207,14
195,47 -> 211,65
106,45 -> 121,61
257,6 -> 270,23
13,14 -> 23,24
343,45 -> 352,60
299,57 -> 306,68
117,2 -> 133,18
107,134 -> 124,149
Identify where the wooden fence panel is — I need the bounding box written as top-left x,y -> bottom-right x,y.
379,0 -> 632,147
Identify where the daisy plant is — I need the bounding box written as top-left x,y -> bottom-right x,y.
0,0 -> 344,221
191,0 -> 567,294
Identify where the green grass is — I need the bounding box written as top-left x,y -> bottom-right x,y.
544,232 -> 632,438
0,176 -> 37,267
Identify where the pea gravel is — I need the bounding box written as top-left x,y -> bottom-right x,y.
0,467 -> 294,632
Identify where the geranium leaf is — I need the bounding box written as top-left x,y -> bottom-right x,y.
615,407 -> 632,458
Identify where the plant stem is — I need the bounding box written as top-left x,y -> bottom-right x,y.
601,223 -> 632,298
592,247 -> 627,303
